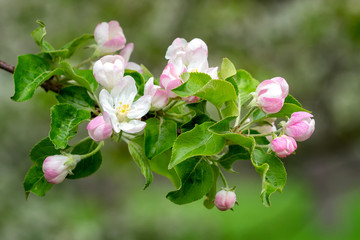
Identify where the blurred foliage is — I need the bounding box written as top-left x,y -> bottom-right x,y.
1,0 -> 360,239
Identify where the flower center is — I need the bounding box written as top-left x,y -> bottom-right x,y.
116,102 -> 131,122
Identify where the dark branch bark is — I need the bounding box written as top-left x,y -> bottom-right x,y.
0,60 -> 15,73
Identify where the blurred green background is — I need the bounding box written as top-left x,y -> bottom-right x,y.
1,0 -> 360,239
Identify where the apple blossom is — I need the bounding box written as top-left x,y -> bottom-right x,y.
284,112 -> 315,142
214,190 -> 237,211
100,76 -> 151,133
270,135 -> 297,158
254,77 -> 289,114
93,55 -> 125,90
43,155 -> 81,184
94,20 -> 126,54
119,43 -> 143,73
87,115 -> 113,141
144,77 -> 168,110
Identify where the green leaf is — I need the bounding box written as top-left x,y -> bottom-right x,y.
173,73 -> 237,107
218,145 -> 250,172
221,100 -> 239,118
124,69 -> 145,95
30,137 -> 62,165
67,139 -> 102,179
50,103 -> 91,149
186,100 -> 207,115
74,69 -> 99,93
140,64 -> 153,81
209,116 -> 254,150
228,69 -> 259,103
150,150 -> 181,188
11,54 -> 63,102
285,94 -> 302,107
128,136 -> 153,189
181,114 -> 214,133
56,86 -> 96,110
60,34 -> 94,59
170,122 -> 226,168
60,61 -> 94,92
24,165 -> 53,198
31,20 -> 55,52
267,103 -> 310,119
167,157 -> 213,205
203,165 -> 219,209
144,118 -> 177,159
219,58 -> 236,80
251,149 -> 287,207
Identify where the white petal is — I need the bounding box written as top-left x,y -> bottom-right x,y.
126,62 -> 143,73
127,95 -> 151,119
111,76 -> 137,105
99,89 -> 114,113
119,120 -> 146,133
94,22 -> 109,45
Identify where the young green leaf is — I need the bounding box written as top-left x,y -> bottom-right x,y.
56,86 -> 96,111
251,149 -> 287,207
150,150 -> 181,188
31,20 -> 55,52
167,157 -> 213,205
170,122 -> 225,169
285,94 -> 302,107
219,58 -> 236,80
60,61 -> 94,92
30,137 -> 62,165
181,114 -> 214,133
128,136 -> 153,189
227,69 -> 259,103
24,165 -> 53,198
172,73 -> 237,107
144,118 -> 177,159
74,69 -> 99,93
59,34 -> 94,59
50,103 -> 91,149
11,54 -> 63,102
67,139 -> 102,179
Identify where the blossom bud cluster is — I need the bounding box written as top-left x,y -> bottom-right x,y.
251,78 -> 315,158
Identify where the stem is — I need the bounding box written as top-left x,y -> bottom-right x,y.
251,129 -> 281,137
238,107 -> 257,127
256,144 -> 269,148
234,94 -> 242,127
162,99 -> 178,112
74,57 -> 93,68
116,131 -> 123,143
218,167 -> 229,188
0,60 -> 15,73
216,106 -> 223,120
78,141 -> 104,160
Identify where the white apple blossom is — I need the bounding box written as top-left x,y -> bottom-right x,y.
99,76 -> 151,134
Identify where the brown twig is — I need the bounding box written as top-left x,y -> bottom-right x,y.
0,60 -> 15,73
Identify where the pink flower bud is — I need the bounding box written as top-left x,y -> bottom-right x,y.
214,190 -> 237,211
255,77 -> 289,114
94,20 -> 126,54
93,55 -> 125,90
87,116 -> 113,141
270,135 -> 297,158
119,43 -> 143,73
160,61 -> 185,98
144,77 -> 169,110
42,155 -> 80,184
285,112 -> 315,142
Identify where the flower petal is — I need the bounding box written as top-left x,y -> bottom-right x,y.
127,95 -> 151,119
119,120 -> 146,133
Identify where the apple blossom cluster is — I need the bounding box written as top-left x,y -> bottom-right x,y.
11,20 -> 315,210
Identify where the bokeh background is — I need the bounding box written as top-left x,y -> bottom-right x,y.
1,0 -> 360,239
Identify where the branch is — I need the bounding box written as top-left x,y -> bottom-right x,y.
0,59 -> 62,93
0,60 -> 15,73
